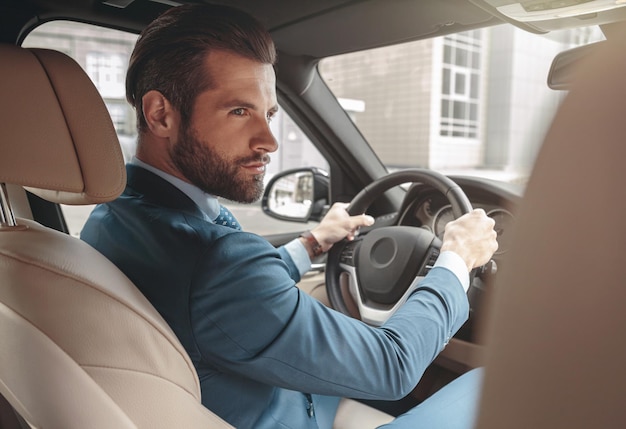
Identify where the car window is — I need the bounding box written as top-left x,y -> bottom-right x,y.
23,21 -> 327,236
318,24 -> 604,187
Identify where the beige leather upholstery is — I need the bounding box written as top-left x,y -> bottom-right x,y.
334,398 -> 394,428
474,25 -> 626,428
0,45 -> 126,205
0,44 -> 232,428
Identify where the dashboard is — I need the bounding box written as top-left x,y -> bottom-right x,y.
397,176 -> 522,258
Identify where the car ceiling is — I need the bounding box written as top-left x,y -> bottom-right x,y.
3,0 -> 503,57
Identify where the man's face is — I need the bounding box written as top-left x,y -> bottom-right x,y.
171,50 -> 278,203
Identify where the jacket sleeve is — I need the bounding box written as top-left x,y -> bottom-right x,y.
190,231 -> 469,401
276,242 -> 303,283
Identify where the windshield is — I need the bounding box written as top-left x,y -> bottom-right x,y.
318,24 -> 604,187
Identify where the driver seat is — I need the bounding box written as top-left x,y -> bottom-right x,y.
0,44 -> 233,428
473,24 -> 626,428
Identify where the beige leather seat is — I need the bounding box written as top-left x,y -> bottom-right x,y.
0,44 -> 233,428
474,24 -> 626,428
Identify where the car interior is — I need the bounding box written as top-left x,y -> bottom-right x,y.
1,0 -> 625,428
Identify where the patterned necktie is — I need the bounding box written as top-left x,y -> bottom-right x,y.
214,205 -> 242,230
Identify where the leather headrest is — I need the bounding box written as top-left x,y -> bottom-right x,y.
0,44 -> 126,205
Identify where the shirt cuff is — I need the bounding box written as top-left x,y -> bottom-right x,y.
433,250 -> 470,292
284,238 -> 312,278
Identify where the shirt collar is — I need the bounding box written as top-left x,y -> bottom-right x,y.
131,157 -> 221,221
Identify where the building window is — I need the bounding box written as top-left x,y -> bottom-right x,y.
440,30 -> 483,138
86,52 -> 126,98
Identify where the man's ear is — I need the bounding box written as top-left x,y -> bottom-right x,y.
142,90 -> 178,138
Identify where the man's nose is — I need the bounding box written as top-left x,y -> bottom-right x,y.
252,118 -> 278,153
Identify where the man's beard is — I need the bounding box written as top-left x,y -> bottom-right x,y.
171,126 -> 269,203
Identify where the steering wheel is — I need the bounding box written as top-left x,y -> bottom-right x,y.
326,169 -> 472,326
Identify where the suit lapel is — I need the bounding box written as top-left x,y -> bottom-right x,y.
124,164 -> 206,219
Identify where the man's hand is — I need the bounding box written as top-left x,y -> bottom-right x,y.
440,209 -> 499,272
305,203 -> 375,256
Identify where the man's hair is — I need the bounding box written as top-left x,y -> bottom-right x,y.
126,4 -> 277,132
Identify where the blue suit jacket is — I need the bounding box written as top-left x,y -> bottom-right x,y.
81,164 -> 470,429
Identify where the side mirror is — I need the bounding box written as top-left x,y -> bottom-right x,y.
262,167 -> 329,223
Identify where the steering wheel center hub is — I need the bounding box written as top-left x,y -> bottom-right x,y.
370,237 -> 396,267
356,226 -> 438,305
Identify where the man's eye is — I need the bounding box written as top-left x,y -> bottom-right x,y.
267,113 -> 274,123
232,108 -> 245,116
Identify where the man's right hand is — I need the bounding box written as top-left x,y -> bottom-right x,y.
440,209 -> 499,272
